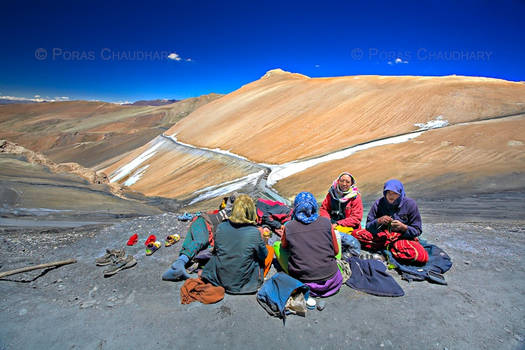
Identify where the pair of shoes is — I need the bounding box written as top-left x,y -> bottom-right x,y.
165,234 -> 180,247
146,241 -> 161,256
103,255 -> 137,277
95,249 -> 125,266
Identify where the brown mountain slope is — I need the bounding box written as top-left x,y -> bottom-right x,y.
0,140 -> 162,217
274,114 -> 525,202
102,136 -> 260,200
0,93 -> 222,168
167,69 -> 525,163
109,71 -> 525,204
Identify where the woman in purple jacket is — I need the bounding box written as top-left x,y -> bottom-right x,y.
353,179 -> 428,264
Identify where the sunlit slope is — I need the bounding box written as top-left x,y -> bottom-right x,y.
103,136 -> 259,199
274,115 -> 525,201
167,69 -> 525,163
0,93 -> 222,168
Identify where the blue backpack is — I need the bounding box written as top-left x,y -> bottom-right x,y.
384,241 -> 452,285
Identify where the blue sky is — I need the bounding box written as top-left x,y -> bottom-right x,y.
1,0 -> 524,103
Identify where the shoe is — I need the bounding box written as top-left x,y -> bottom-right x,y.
144,234 -> 157,246
186,262 -> 200,274
103,255 -> 137,277
165,234 -> 180,247
127,233 -> 138,246
146,241 -> 161,256
95,249 -> 125,266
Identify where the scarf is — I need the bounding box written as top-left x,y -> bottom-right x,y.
292,192 -> 319,224
329,172 -> 360,203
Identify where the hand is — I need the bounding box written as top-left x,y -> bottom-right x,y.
377,215 -> 393,226
390,220 -> 407,233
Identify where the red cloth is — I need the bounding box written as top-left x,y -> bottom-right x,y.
352,228 -> 428,264
319,193 -> 363,229
180,278 -> 225,304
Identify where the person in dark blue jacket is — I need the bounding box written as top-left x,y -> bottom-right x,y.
353,179 -> 428,264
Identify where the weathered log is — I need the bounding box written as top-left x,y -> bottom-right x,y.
0,259 -> 77,279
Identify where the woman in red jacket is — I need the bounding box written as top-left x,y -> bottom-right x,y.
319,172 -> 363,232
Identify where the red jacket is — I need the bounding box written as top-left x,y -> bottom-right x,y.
319,192 -> 363,229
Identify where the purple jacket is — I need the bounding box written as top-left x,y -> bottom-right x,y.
365,179 -> 422,239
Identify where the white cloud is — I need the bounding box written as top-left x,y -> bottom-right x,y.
168,52 -> 182,61
315,64 -> 320,68
168,52 -> 193,62
0,95 -> 70,102
395,57 -> 408,64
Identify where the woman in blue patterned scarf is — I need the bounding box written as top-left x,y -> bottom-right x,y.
274,192 -> 343,297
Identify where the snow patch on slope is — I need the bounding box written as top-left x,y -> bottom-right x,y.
110,140 -> 163,182
188,170 -> 264,205
266,132 -> 424,186
415,115 -> 449,130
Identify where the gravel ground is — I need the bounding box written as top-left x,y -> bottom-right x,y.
0,209 -> 524,349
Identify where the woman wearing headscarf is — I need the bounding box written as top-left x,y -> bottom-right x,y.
201,194 -> 273,294
162,193 -> 238,282
274,192 -> 343,297
355,179 -> 428,264
319,172 -> 363,255
319,172 -> 363,231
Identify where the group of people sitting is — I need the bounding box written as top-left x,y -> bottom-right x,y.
163,172 -> 428,298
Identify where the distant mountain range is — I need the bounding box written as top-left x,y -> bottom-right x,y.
0,98 -> 181,106
124,99 -> 180,106
0,98 -> 44,104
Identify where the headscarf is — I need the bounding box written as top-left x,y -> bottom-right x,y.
292,192 -> 319,224
329,172 -> 360,203
228,194 -> 257,225
382,179 -> 405,209
220,192 -> 238,216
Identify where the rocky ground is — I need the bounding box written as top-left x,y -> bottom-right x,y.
0,196 -> 524,350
